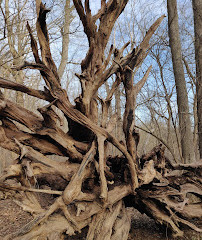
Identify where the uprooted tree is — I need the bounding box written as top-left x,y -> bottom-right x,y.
0,1 -> 201,239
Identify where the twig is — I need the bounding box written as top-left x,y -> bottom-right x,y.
0,183 -> 62,195
134,124 -> 177,163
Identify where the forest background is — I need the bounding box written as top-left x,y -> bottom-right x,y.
0,0 -> 201,239
0,0 -> 200,172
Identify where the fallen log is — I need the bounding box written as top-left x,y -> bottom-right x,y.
0,1 -> 201,239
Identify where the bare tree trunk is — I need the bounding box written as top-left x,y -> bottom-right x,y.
57,0 -> 73,80
183,57 -> 200,160
5,0 -> 25,107
192,0 -> 202,159
167,0 -> 195,163
155,53 -> 182,162
0,1 -> 201,239
13,58 -> 25,106
115,85 -> 122,142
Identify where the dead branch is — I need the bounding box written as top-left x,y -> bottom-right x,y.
0,1 -> 200,239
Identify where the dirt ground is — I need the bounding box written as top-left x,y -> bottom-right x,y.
0,198 -> 201,240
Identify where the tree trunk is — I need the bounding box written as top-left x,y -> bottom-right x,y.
57,0 -> 73,80
115,85 -> 122,141
5,0 -> 25,107
0,1 -> 201,239
192,0 -> 202,159
167,0 -> 195,163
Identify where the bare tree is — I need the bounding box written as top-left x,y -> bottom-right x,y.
4,0 -> 30,106
192,0 -> 202,159
167,0 -> 195,163
57,0 -> 74,80
0,1 -> 201,239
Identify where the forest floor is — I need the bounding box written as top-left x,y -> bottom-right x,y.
0,198 -> 201,240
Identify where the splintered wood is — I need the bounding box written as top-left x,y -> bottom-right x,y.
0,1 -> 201,239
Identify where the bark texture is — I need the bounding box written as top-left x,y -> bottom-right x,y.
167,0 -> 195,163
192,0 -> 202,158
57,0 -> 73,80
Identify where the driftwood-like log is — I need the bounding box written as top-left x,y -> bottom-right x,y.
0,1 -> 201,239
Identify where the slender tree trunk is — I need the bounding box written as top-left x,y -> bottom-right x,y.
57,0 -> 72,80
167,0 -> 195,163
5,0 -> 25,107
115,85 -> 122,141
13,58 -> 25,106
192,0 -> 202,159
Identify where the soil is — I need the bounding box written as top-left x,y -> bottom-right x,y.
0,198 -> 201,240
0,198 -> 33,239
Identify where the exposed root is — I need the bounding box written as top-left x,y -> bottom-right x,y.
97,135 -> 108,201
0,1 -> 201,240
87,201 -> 123,240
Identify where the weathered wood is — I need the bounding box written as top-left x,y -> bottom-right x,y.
0,76 -> 53,102
87,201 -> 122,240
0,1 -> 201,239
